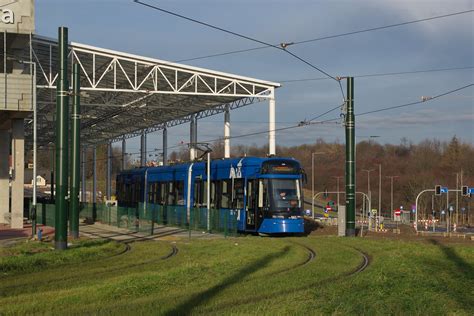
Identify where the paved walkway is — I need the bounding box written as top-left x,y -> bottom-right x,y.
79,222 -> 221,242
0,223 -> 55,246
0,221 -> 223,246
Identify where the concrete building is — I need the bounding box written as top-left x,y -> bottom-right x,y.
0,0 -> 35,227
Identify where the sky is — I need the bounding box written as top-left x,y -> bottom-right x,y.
35,0 -> 474,157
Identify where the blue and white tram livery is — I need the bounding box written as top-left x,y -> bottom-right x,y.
116,157 -> 306,234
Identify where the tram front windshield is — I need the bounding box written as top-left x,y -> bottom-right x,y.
269,179 -> 302,217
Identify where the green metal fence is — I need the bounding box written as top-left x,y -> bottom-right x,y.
35,202 -> 238,237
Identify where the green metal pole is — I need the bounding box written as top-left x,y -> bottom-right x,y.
50,148 -> 54,202
70,63 -> 80,239
55,27 -> 69,250
345,77 -> 356,237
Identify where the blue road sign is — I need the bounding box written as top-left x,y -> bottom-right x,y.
469,188 -> 474,194
440,187 -> 448,193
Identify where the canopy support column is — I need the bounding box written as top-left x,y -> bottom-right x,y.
163,127 -> 168,166
11,119 -> 24,229
106,142 -> 112,200
0,129 -> 9,224
224,105 -> 230,158
81,147 -> 86,203
121,136 -> 126,170
92,146 -> 97,222
140,130 -> 147,167
269,88 -> 276,156
190,115 -> 196,161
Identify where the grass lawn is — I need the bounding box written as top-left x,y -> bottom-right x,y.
0,236 -> 472,315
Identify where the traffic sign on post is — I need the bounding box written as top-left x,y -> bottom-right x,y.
440,187 -> 448,193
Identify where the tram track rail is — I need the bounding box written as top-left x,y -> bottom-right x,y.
199,242 -> 371,313
272,241 -> 316,275
0,232 -> 179,296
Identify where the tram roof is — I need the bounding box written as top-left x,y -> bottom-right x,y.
26,35 -> 280,149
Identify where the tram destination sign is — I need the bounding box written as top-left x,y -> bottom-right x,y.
261,160 -> 299,174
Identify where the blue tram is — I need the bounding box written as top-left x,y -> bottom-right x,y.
116,157 -> 306,234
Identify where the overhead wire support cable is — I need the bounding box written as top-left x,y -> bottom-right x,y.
357,83 -> 474,116
133,0 -> 338,82
173,9 -> 473,62
280,66 -> 474,83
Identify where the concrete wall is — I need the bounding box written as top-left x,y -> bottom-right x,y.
0,0 -> 35,35
0,74 -> 33,111
0,129 -> 9,224
10,119 -> 24,228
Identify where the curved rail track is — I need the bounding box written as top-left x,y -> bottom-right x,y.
200,242 -> 371,313
1,234 -> 179,296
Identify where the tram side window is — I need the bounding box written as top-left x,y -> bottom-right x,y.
167,182 -> 175,205
211,181 -> 216,208
124,183 -> 130,204
200,181 -> 216,208
193,180 -> 204,207
159,182 -> 166,205
176,181 -> 185,205
148,182 -> 160,204
148,183 -> 154,203
134,182 -> 141,203
246,180 -> 256,210
233,179 -> 244,209
220,180 -> 232,208
130,183 -> 135,204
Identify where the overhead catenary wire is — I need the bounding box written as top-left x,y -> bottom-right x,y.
172,9 -> 474,63
356,83 -> 473,116
279,66 -> 474,83
133,0 -> 338,82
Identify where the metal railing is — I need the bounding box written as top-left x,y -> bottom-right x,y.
34,202 -> 238,237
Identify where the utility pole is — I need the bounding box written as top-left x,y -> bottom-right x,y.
378,164 -> 382,218
460,170 -> 464,225
333,176 -> 343,209
386,176 -> 399,220
362,169 -> 374,205
362,169 -> 374,230
311,152 -> 325,219
345,77 -> 355,237
455,172 -> 459,226
54,27 -> 69,250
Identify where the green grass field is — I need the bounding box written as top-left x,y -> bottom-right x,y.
0,236 -> 472,315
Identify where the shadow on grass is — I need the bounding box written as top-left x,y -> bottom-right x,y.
164,246 -> 290,316
428,239 -> 473,280
428,239 -> 473,310
80,225 -> 187,243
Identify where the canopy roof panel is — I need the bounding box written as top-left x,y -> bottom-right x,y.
27,35 -> 280,148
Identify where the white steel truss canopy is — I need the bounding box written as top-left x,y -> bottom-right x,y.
27,35 -> 280,148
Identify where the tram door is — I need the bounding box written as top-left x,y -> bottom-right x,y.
246,179 -> 258,230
